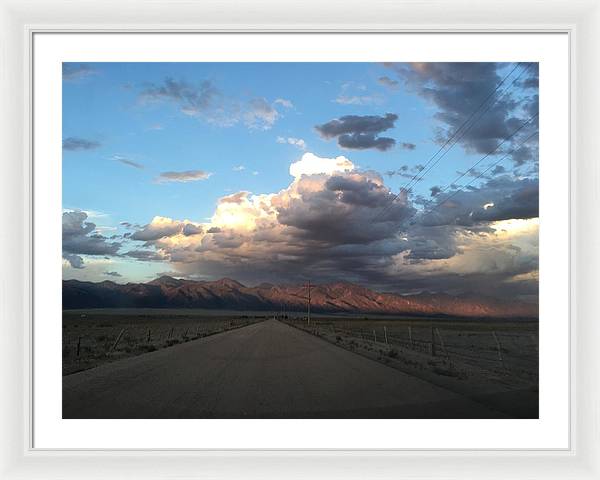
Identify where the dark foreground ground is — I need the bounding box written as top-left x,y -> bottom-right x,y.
63,319 -> 508,419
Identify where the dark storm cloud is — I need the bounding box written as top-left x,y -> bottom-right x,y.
315,113 -> 398,151
404,226 -> 460,261
517,63 -> 539,89
62,64 -> 97,81
430,186 -> 442,197
400,142 -> 416,150
62,211 -> 122,268
471,182 -> 539,222
277,174 -> 414,245
124,249 -> 166,261
384,62 -> 539,163
62,137 -> 101,151
419,177 -> 539,227
325,175 -> 392,208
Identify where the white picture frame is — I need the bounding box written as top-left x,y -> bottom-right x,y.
0,0 -> 597,478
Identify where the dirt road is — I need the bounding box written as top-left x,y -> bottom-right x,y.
63,319 -> 503,418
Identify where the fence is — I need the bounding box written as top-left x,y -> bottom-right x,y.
287,319 -> 538,381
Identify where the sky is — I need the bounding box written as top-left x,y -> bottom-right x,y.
62,62 -> 539,302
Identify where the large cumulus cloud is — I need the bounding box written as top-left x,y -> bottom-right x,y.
122,152 -> 538,301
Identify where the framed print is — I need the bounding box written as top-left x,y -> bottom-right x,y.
35,31 -> 566,449
0,0 -> 599,478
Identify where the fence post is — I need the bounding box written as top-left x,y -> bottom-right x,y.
384,326 -> 388,345
109,329 -> 126,354
147,328 -> 151,343
492,331 -> 506,370
76,336 -> 81,357
430,326 -> 436,356
168,327 -> 174,340
373,329 -> 377,343
435,328 -> 449,360
408,326 -> 413,348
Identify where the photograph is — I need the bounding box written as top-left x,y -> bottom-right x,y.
61,61 -> 540,420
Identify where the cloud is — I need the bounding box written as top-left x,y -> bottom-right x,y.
130,216 -> 203,242
124,249 -> 167,261
112,155 -> 144,169
139,78 -> 284,130
244,97 -> 279,129
334,95 -> 383,106
232,165 -> 245,171
62,211 -> 122,268
385,164 -> 424,179
125,151 -> 538,301
182,223 -> 203,236
139,78 -> 219,117
289,152 -> 354,178
64,253 -> 84,269
62,63 -> 97,81
419,177 -> 538,227
383,62 -> 539,164
378,76 -> 399,89
276,136 -> 307,150
430,186 -> 442,197
274,98 -> 294,108
63,137 -> 101,151
155,170 -> 212,183
315,113 -> 398,151
400,142 -> 416,150
103,271 -> 122,277
334,82 -> 383,106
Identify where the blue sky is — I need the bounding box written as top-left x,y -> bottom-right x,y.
62,62 -> 539,301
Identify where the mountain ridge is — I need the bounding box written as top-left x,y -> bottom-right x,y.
62,276 -> 538,318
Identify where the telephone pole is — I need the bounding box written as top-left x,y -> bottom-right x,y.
305,280 -> 312,326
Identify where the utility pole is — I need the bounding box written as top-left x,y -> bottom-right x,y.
305,280 -> 312,326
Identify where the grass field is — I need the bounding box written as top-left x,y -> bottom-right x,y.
62,309 -> 267,375
282,315 -> 538,417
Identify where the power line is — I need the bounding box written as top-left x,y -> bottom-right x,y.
403,62 -> 534,194
422,111 -> 538,203
373,63 -> 522,223
374,62 -> 533,223
419,129 -> 539,222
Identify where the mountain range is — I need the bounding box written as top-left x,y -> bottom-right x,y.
62,276 -> 538,318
